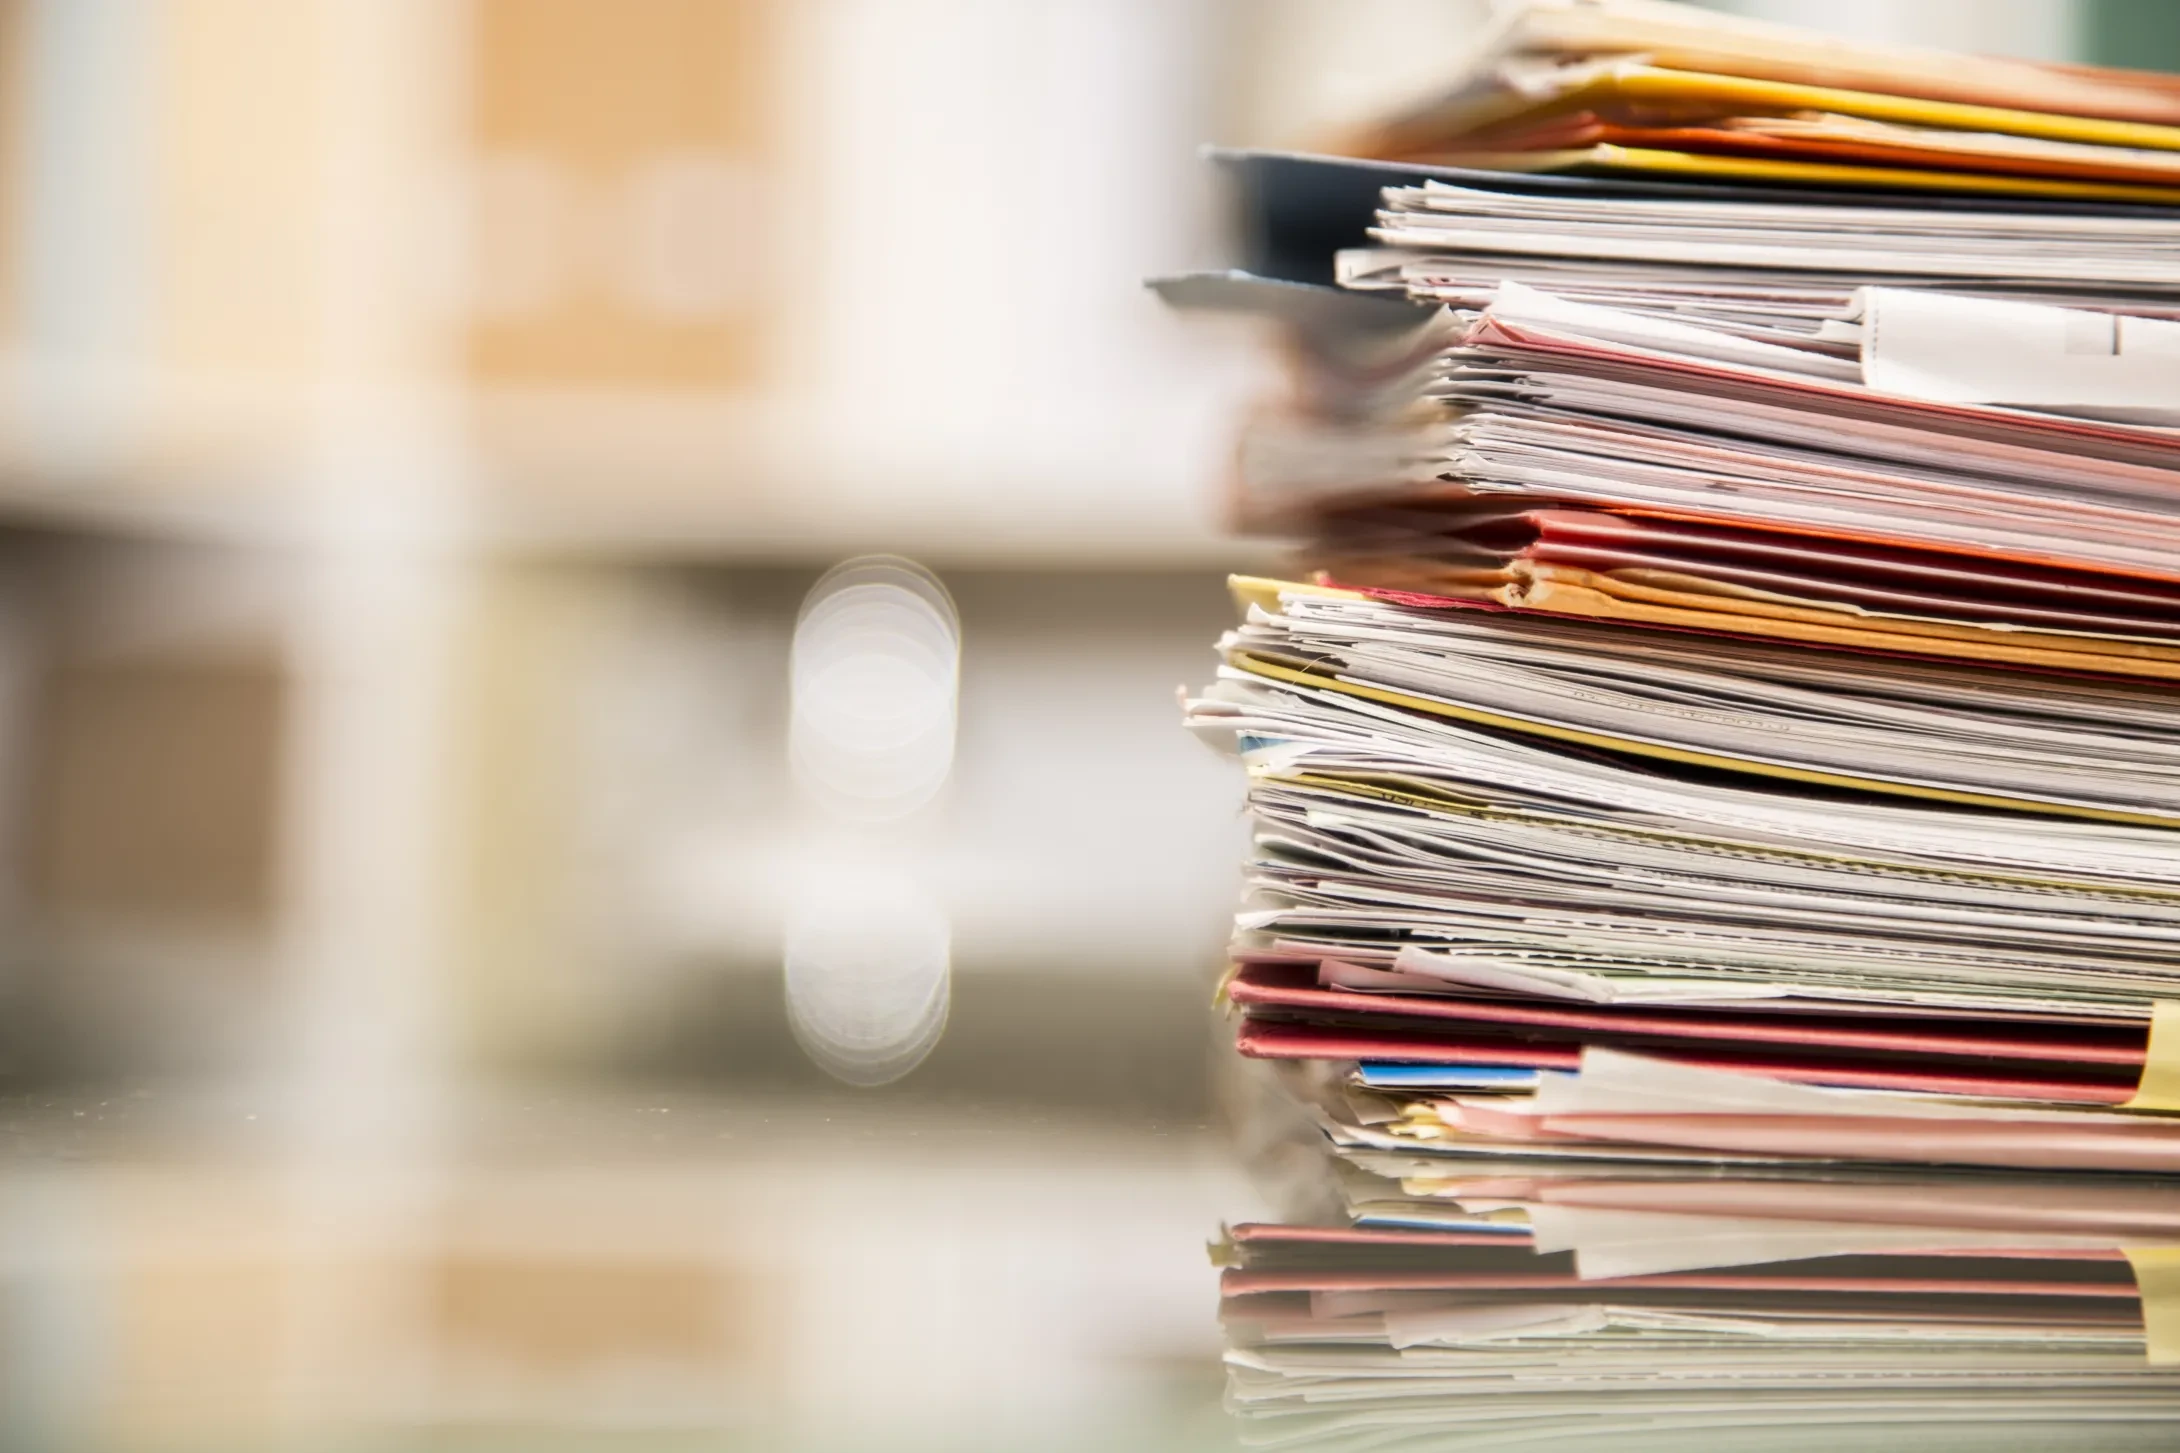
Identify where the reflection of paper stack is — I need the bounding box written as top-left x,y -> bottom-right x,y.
1217,1063 -> 2180,1447
1166,0 -> 2180,1438
1220,1196 -> 2180,1450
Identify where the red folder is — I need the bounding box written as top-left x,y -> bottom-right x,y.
1227,961 -> 2150,1068
1219,1265 -> 2141,1297
1235,1018 -> 2141,1104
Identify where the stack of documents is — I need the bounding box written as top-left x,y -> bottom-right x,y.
1190,574 -> 2180,1135
1352,0 -> 2180,204
1169,0 -> 2180,1436
1262,280 -> 2180,669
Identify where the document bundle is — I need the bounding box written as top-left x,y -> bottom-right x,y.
1164,0 -> 2180,1438
1214,1052 -> 2180,1448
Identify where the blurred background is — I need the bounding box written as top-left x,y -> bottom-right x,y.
0,1 -> 2173,1450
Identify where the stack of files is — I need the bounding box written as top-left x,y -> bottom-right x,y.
1349,0 -> 2180,204
1169,2 -> 2180,1430
1172,269 -> 2180,679
1216,1062 -> 2180,1449
1156,4 -> 2180,677
1257,281 -> 2180,678
1190,577 -> 2180,1152
1166,4 -> 2180,1123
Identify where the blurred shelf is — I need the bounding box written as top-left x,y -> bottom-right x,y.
0,472 -> 1283,570
0,499 -> 1284,575
0,381 -> 1278,568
